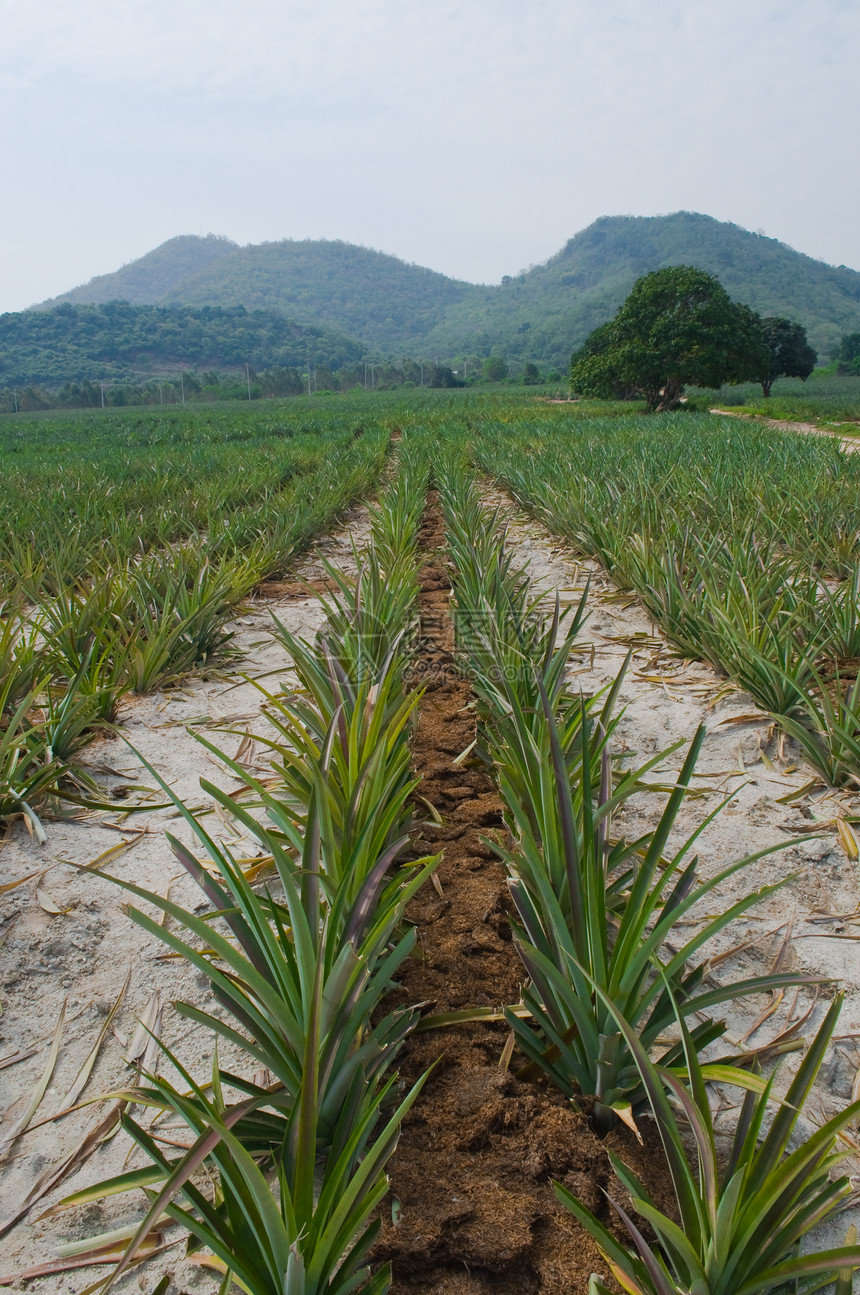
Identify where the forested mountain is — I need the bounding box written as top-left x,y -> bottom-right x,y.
41,234 -> 239,308
0,301 -> 362,387
43,237 -> 475,352
420,213 -> 860,364
25,213 -> 860,374
161,241 -> 475,350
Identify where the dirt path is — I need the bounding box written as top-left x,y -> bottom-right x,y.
373,495 -> 669,1295
482,485 -> 860,1249
0,507 -> 373,1292
710,406 -> 860,452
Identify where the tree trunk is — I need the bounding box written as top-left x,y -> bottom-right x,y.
761,379 -> 773,397
655,376 -> 682,412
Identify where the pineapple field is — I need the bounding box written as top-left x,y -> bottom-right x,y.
2,392 -> 860,1294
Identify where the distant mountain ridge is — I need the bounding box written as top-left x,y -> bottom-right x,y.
161,241 -> 475,351
41,234 -> 239,308
419,213 -> 860,364
31,214 -> 860,367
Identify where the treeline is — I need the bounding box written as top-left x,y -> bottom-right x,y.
0,356 -> 563,414
0,300 -> 363,387
0,361 -> 462,413
837,333 -> 860,375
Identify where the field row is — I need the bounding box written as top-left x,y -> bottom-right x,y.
475,412 -> 860,787
4,398 -> 860,1293
0,409 -> 392,836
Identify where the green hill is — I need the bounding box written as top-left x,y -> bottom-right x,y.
420,213 -> 860,365
41,234 -> 240,308
0,301 -> 362,387
41,236 -> 476,353
161,240 -> 476,351
30,213 -> 860,370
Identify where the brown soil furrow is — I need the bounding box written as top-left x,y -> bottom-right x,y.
373,494 -> 639,1295
253,576 -> 340,601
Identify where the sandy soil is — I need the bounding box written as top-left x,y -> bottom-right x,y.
0,507 -> 372,1292
482,485 -> 860,1250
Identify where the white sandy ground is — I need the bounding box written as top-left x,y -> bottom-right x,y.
482,484 -> 860,1259
0,508 -> 372,1293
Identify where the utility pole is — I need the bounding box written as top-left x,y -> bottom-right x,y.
420,362 -> 423,387
100,381 -> 105,408
306,360 -> 312,398
180,372 -> 185,404
364,361 -> 368,390
13,389 -> 18,413
246,364 -> 252,400
159,382 -> 163,405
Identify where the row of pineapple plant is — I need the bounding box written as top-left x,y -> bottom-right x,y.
0,428 -> 388,833
436,459 -> 860,1294
57,440 -> 436,1294
475,412 -> 860,787
0,410 -> 384,593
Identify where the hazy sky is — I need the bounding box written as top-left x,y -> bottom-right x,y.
3,0 -> 859,311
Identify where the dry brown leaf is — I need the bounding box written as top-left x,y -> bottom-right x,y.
770,920 -> 794,975
21,809 -> 48,845
125,992 -> 163,1069
738,989 -> 785,1045
232,727 -> 255,766
0,1242 -> 176,1288
776,780 -> 824,804
242,856 -> 275,882
611,1102 -> 644,1145
56,970 -> 131,1113
0,998 -> 66,1159
0,987 -> 167,1236
88,835 -> 144,872
212,800 -> 243,837
36,888 -> 72,915
498,1031 -> 516,1071
837,817 -> 860,860
0,1048 -> 37,1071
708,922 -> 786,969
0,870 -> 41,895
0,1099 -> 124,1238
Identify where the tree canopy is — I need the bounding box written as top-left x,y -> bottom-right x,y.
483,356 -> 508,382
837,333 -> 860,376
756,317 -> 816,396
569,266 -> 769,411
0,301 -> 363,388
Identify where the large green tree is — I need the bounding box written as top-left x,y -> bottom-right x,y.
569,266 -> 768,411
483,355 -> 508,382
756,317 -> 816,396
837,332 -> 860,376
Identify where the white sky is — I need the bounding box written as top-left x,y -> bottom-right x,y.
2,0 -> 859,311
